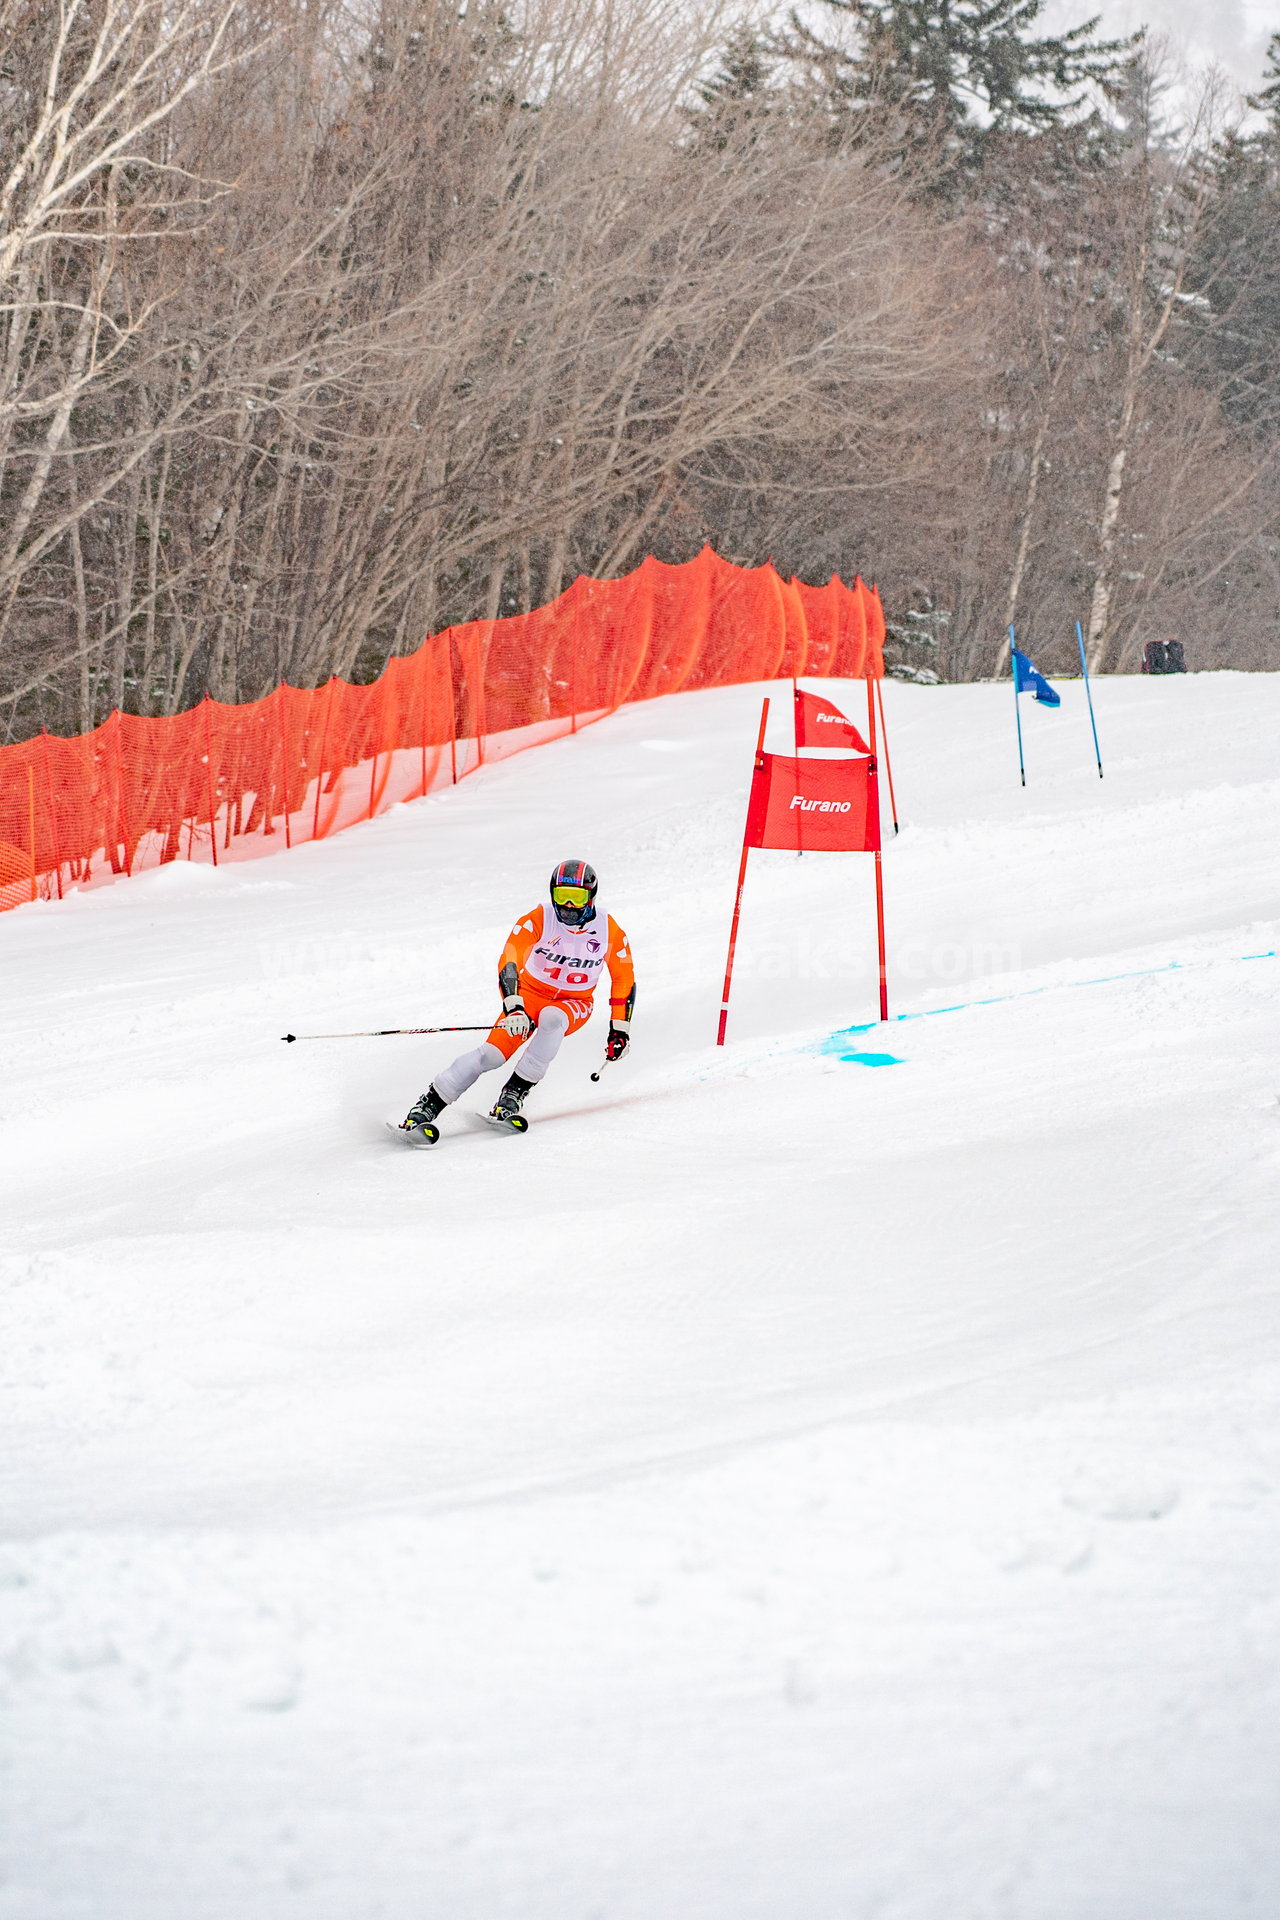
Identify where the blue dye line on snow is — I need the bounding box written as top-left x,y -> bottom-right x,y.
811,946 -> 1279,1063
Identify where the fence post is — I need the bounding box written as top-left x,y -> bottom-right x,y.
570,591 -> 579,735
311,678 -> 336,839
420,644 -> 430,797
368,676 -> 382,820
275,686 -> 293,848
110,710 -> 129,875
474,629 -> 488,767
202,696 -> 219,867
26,765 -> 37,901
448,636 -> 458,784
38,726 -> 63,898
414,643 -> 429,799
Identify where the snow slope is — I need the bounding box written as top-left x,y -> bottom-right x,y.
2,672 -> 1278,1920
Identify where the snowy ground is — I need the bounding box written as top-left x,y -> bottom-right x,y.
3,672 -> 1279,1920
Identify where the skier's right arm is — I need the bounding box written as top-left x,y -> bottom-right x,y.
495,910 -> 540,1038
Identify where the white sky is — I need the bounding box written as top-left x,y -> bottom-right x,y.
1041,0 -> 1279,103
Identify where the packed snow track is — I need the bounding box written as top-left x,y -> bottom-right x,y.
3,675 -> 1278,1919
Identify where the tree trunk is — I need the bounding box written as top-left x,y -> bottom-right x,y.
1085,424 -> 1132,673
994,358 -> 1065,676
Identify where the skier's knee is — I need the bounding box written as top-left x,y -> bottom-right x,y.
434,1040 -> 506,1104
520,1004 -> 570,1083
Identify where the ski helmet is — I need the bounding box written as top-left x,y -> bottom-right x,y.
549,858 -> 597,928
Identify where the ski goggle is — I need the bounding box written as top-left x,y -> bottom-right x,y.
552,883 -> 591,908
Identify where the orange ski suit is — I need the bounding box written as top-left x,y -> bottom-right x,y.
486,905 -> 635,1061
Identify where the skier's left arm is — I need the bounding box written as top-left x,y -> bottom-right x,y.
605,916 -> 635,1060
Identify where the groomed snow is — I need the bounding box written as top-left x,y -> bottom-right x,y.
2,673 -> 1278,1919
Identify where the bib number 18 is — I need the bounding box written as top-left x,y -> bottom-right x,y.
545,965 -> 591,986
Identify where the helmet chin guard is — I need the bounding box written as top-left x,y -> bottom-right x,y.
549,859 -> 598,928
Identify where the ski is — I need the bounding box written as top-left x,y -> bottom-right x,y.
384,1118 -> 442,1149
479,1110 -> 530,1135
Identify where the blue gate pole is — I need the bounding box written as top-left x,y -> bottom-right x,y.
1076,620 -> 1103,778
1010,626 -> 1026,787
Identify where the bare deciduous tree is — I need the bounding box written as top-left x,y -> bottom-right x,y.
4,1 -> 1278,734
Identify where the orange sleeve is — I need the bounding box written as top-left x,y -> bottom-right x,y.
606,915 -> 635,1019
500,906 -> 543,983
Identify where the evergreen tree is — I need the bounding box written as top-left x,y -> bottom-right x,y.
688,28 -> 779,149
1251,29 -> 1280,124
781,0 -> 1138,180
1189,34 -> 1280,434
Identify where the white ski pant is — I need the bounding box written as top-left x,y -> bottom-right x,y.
433,1003 -> 571,1104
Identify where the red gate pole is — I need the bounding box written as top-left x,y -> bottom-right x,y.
875,676 -> 899,836
716,695 -> 770,1046
865,676 -> 888,1020
791,675 -> 804,858
872,847 -> 888,1022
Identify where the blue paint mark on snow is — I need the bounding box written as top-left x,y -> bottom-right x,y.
811,1029 -> 902,1065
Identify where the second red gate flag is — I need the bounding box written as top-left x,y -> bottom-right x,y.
792,687 -> 871,755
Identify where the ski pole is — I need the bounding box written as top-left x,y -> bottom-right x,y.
590,1052 -> 616,1083
281,1025 -> 491,1043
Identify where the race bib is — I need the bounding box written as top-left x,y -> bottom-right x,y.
521,903 -> 610,995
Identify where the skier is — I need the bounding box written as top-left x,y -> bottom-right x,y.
395,859 -> 635,1143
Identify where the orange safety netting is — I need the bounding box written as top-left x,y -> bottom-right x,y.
0,546 -> 884,914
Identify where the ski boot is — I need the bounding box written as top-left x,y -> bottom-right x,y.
484,1070 -> 535,1134
393,1085 -> 446,1148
